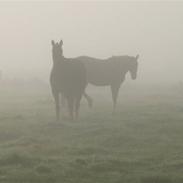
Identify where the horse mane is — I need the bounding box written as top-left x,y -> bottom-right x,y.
109,55 -> 135,60
108,55 -> 136,65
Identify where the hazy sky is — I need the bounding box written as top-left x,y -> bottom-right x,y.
0,1 -> 183,83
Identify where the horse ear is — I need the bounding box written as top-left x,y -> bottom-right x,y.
59,40 -> 63,46
136,54 -> 139,60
51,40 -> 55,46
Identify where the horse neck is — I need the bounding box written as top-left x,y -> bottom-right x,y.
119,61 -> 131,75
52,55 -> 65,68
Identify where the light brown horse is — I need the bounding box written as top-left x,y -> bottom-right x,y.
50,40 -> 87,120
77,55 -> 139,113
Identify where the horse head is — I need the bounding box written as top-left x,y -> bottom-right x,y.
129,55 -> 139,80
51,40 -> 63,63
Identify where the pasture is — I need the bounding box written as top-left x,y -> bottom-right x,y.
0,82 -> 183,183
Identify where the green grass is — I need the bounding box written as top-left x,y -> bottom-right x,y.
0,83 -> 183,183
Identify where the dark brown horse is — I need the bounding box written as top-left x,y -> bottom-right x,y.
77,55 -> 139,113
50,40 -> 87,120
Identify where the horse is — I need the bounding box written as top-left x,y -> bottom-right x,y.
76,55 -> 139,113
50,40 -> 87,120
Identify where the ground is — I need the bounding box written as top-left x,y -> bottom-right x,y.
0,82 -> 183,183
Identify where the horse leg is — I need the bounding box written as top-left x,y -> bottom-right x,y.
111,84 -> 120,114
75,94 -> 82,120
53,91 -> 60,121
60,94 -> 68,119
67,96 -> 74,121
61,94 -> 66,108
83,92 -> 93,108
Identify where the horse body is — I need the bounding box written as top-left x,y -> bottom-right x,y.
77,55 -> 139,112
50,59 -> 86,97
77,56 -> 119,86
50,40 -> 87,120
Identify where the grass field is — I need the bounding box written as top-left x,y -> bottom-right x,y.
0,82 -> 183,183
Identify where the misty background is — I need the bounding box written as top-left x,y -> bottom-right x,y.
0,1 -> 183,84
1,2 -> 183,183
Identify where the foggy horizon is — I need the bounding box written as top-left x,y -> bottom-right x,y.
0,1 -> 183,84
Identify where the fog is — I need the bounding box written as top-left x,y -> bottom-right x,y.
1,2 -> 183,181
0,1 -> 183,84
